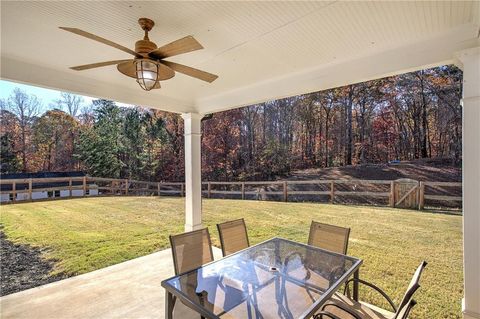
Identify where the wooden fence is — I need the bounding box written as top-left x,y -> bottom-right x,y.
0,177 -> 184,203
0,176 -> 462,210
418,181 -> 463,210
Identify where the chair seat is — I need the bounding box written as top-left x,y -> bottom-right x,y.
320,293 -> 395,319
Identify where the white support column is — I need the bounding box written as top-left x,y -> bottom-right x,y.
455,47 -> 480,319
181,113 -> 203,232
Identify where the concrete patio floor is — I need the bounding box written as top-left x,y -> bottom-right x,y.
0,247 -> 223,319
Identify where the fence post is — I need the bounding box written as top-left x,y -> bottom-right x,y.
69,178 -> 73,198
125,179 -> 129,195
12,181 -> 16,203
330,181 -> 335,204
83,177 -> 87,196
157,183 -> 161,197
389,181 -> 395,207
283,181 -> 288,202
207,182 -> 211,199
241,182 -> 245,200
419,181 -> 425,210
28,178 -> 33,201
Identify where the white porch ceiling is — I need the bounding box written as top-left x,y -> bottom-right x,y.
1,1 -> 479,114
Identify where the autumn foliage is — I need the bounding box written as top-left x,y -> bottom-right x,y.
0,65 -> 462,181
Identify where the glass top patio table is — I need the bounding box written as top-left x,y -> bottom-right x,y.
162,237 -> 362,319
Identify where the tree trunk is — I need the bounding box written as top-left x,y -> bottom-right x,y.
419,70 -> 429,158
21,126 -> 27,172
325,114 -> 329,167
345,86 -> 354,165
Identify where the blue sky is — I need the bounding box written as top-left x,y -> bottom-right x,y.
0,80 -> 131,112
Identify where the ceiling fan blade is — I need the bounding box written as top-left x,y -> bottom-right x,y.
161,61 -> 218,83
70,59 -> 133,71
149,36 -> 203,59
59,27 -> 140,57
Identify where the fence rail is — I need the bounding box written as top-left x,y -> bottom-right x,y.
0,176 -> 461,210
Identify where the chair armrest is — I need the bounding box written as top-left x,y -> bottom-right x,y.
344,278 -> 397,312
316,302 -> 362,319
313,310 -> 344,319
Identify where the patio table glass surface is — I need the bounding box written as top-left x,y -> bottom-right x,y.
162,237 -> 362,319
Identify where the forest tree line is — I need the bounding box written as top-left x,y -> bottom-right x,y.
0,65 -> 462,182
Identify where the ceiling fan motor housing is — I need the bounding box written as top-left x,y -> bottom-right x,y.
135,39 -> 157,55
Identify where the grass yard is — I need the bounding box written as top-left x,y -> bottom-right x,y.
0,197 -> 462,318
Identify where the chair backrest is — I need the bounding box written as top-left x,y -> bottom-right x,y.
308,221 -> 350,254
396,299 -> 417,319
169,228 -> 214,275
394,261 -> 427,319
217,218 -> 249,256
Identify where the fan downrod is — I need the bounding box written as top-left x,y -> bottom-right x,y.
136,18 -> 157,54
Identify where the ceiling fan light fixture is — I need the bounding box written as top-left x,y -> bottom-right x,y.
135,58 -> 160,91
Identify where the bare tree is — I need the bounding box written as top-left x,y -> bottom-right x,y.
56,92 -> 83,117
319,91 -> 337,167
6,88 -> 40,172
340,85 -> 355,165
0,98 -> 6,111
241,105 -> 259,164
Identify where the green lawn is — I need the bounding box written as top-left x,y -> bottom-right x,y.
0,197 -> 462,318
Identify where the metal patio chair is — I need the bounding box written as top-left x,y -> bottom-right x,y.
277,222 -> 351,307
170,228 -> 214,275
314,261 -> 428,319
308,221 -> 351,254
217,218 -> 250,256
169,228 -> 215,319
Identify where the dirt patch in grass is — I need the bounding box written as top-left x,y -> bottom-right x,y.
288,158 -> 461,182
0,231 -> 67,296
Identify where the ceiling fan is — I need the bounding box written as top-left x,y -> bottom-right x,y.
60,18 -> 218,91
